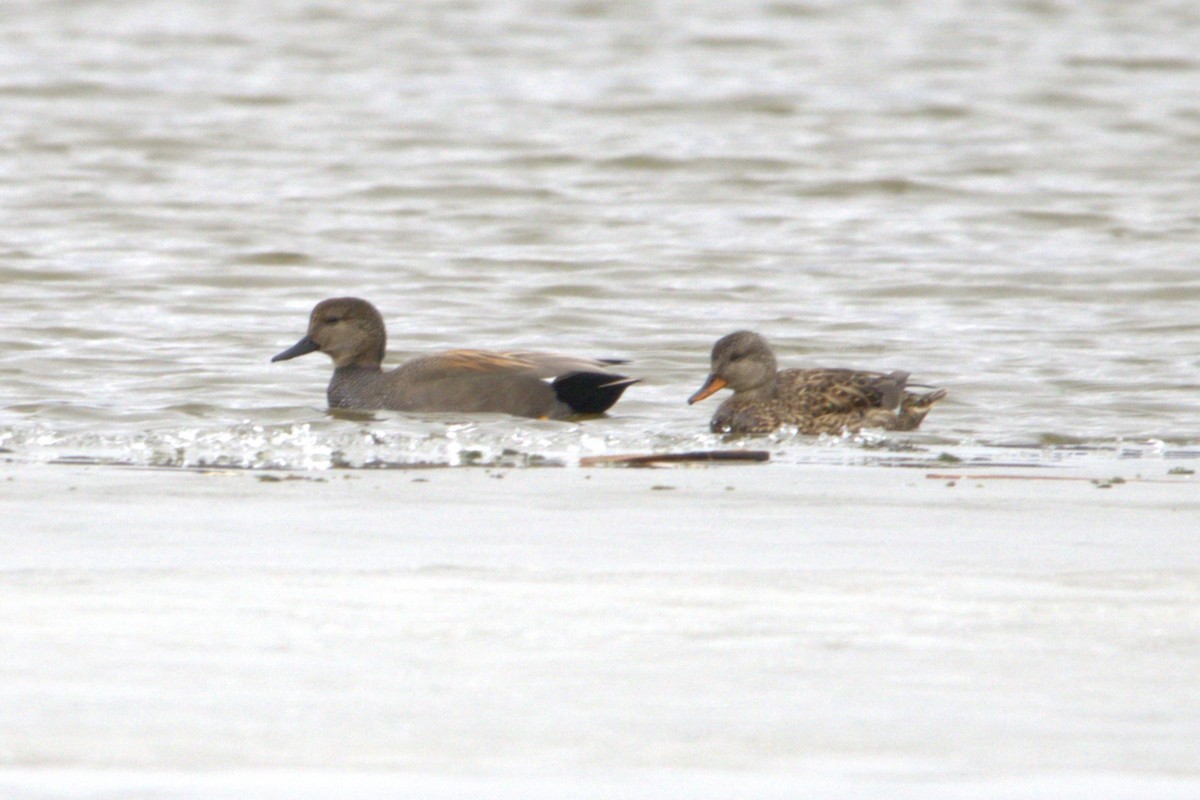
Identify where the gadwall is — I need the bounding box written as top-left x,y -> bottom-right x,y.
688,331 -> 946,434
273,297 -> 637,418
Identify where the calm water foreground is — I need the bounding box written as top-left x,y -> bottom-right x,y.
1,461 -> 1198,798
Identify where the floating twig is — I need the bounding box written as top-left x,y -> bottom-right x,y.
581,450 -> 770,467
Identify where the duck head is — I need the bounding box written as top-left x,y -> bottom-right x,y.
272,297 -> 387,369
688,330 -> 778,404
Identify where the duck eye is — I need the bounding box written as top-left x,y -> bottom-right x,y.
323,316 -> 342,324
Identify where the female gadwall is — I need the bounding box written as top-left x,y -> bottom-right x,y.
273,297 -> 637,418
688,330 -> 946,434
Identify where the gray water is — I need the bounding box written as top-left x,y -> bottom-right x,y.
3,0 -> 1200,470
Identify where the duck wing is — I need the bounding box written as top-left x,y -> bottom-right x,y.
495,350 -> 629,379
402,350 -> 625,379
777,368 -> 910,415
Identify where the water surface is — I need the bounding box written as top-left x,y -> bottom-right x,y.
2,0 -> 1199,470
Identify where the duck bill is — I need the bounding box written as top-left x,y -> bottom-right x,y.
687,374 -> 728,404
271,336 -> 320,362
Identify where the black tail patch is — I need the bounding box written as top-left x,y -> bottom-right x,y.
552,372 -> 639,415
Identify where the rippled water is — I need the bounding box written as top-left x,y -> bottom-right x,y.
2,0 -> 1199,470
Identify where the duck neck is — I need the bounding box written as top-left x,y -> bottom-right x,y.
734,375 -> 777,401
328,364 -> 383,408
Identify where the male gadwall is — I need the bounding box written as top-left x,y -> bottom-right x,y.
688,330 -> 946,434
273,297 -> 637,418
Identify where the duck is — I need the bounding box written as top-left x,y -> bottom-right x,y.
272,297 -> 637,418
688,330 -> 946,434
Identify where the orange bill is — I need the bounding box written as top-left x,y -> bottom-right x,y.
687,374 -> 728,405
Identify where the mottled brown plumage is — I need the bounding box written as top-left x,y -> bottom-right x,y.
688,331 -> 946,434
272,298 -> 637,418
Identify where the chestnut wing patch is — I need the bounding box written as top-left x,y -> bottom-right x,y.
431,350 -> 622,379
428,349 -> 543,374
